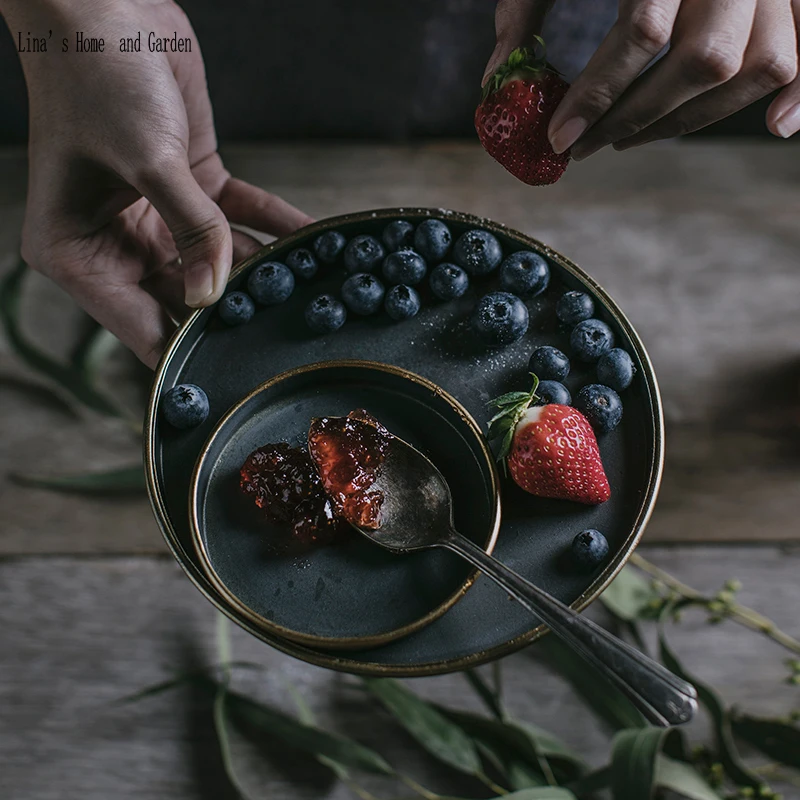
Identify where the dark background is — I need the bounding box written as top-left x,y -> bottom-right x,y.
0,0 -> 780,146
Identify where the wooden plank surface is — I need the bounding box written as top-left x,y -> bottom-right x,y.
1,141 -> 799,553
0,545 -> 798,800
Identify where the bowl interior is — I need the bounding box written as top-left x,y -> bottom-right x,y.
191,361 -> 500,649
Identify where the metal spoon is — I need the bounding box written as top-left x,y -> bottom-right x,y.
352,427 -> 697,727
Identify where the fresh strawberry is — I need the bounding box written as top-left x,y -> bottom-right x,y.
475,41 -> 570,186
488,376 -> 610,504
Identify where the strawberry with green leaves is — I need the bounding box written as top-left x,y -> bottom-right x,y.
475,40 -> 570,186
488,376 -> 610,505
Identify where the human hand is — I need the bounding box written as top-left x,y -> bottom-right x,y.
6,0 -> 312,368
485,0 -> 800,162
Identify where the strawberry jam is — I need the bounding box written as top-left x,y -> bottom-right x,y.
308,410 -> 390,530
239,443 -> 345,547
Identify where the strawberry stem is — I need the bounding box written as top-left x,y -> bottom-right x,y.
530,34 -> 547,64
486,374 -> 541,463
481,39 -> 554,101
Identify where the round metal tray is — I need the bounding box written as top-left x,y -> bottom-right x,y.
145,207 -> 664,677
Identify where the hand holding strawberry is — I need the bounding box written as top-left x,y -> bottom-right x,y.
488,376 -> 610,505
475,40 -> 570,186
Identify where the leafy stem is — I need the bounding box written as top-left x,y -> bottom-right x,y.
630,553 -> 800,656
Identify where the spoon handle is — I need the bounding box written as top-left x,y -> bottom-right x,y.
442,531 -> 697,727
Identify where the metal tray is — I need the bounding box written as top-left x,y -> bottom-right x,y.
145,207 -> 663,677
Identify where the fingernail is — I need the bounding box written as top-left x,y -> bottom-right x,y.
774,104 -> 800,139
550,116 -> 589,155
184,262 -> 215,307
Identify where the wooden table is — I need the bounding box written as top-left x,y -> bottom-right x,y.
1,142 -> 799,799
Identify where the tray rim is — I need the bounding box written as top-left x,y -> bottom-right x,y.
188,359 -> 502,650
145,206 -> 665,677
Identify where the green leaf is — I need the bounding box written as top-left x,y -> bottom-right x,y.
0,259 -> 125,417
488,391 -> 531,408
566,766 -> 610,795
505,758 -> 548,790
71,321 -> 119,383
610,727 -> 685,800
363,677 -> 482,776
730,713 -> 800,769
656,755 -> 722,800
213,681 -> 260,800
285,680 -> 352,781
535,636 -> 647,731
500,426 -> 515,463
488,406 -> 514,426
127,668 -> 394,778
463,668 -> 504,721
115,661 -> 268,705
600,566 -> 661,621
658,611 -> 765,791
569,756 -> 721,800
513,720 -> 585,768
116,672 -> 200,705
499,789 -> 577,799
439,708 -> 585,786
488,415 -> 515,442
10,464 -> 146,494
227,684 -> 394,776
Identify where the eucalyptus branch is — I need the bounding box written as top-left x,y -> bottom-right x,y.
630,554 -> 800,656
752,763 -> 800,788
342,779 -> 385,800
397,774 -> 444,800
477,772 -> 508,795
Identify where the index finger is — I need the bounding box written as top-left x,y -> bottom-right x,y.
218,178 -> 314,239
548,0 -> 682,153
60,269 -> 175,370
483,0 -> 553,85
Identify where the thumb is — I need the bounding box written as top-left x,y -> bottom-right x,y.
135,157 -> 233,308
766,0 -> 800,138
483,0 -> 552,86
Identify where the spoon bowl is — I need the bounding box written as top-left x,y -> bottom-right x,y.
368,432 -> 457,553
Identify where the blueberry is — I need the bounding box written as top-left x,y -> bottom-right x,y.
454,229 -> 503,276
343,234 -> 386,274
162,384 -> 209,430
218,291 -> 255,326
472,292 -> 529,346
528,346 -> 570,382
536,380 -> 571,406
414,219 -> 452,263
305,294 -> 347,334
313,230 -> 347,265
382,250 -> 427,286
597,348 -> 636,392
556,291 -> 595,327
247,262 -> 295,305
382,220 -> 415,252
429,263 -> 469,301
285,248 -> 319,280
499,251 -> 550,296
575,383 -> 623,433
570,319 -> 615,362
341,273 -> 385,315
570,529 -> 609,571
385,285 -> 421,321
